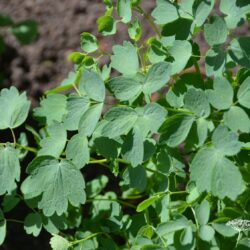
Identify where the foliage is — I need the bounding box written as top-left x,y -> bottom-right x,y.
1,0 -> 250,249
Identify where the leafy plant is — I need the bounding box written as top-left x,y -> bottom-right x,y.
0,0 -> 250,249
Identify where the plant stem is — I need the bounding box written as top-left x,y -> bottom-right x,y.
6,218 -> 23,224
16,144 -> 38,153
70,232 -> 104,246
10,128 -> 16,147
89,159 -> 108,164
134,7 -> 161,38
86,198 -> 136,209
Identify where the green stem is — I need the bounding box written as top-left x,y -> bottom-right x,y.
6,218 -> 23,224
10,128 -> 16,147
16,144 -> 38,153
134,7 -> 161,38
192,58 -> 202,76
86,198 -> 136,209
70,232 -> 104,246
89,159 -> 108,164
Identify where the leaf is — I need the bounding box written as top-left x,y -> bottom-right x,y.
196,118 -> 212,146
101,107 -> 138,138
135,103 -> 167,137
237,76 -> 250,108
169,40 -> 192,75
143,62 -> 171,94
108,76 -> 142,101
160,114 -> 194,147
34,94 -> 67,125
184,88 -> 210,118
0,145 -> 20,195
86,175 -> 109,198
121,126 -> 144,167
21,156 -> 86,216
97,15 -> 116,36
24,213 -> 42,237
78,103 -> 103,136
111,41 -> 139,76
117,0 -> 132,23
205,47 -> 226,77
151,0 -> 179,25
190,148 -> 245,200
224,106 -> 250,133
79,70 -> 105,102
194,0 -> 215,27
0,87 -> 30,129
204,16 -> 228,46
206,77 -> 233,110
220,0 -> 250,29
0,14 -> 13,26
199,225 -> 215,242
137,195 -> 160,212
38,123 -> 67,158
66,134 -> 89,169
212,125 -> 242,156
80,32 -> 98,53
212,222 -> 237,237
63,95 -> 90,131
50,234 -> 70,250
128,17 -> 142,41
229,37 -> 250,68
128,165 -> 147,192
161,18 -> 193,40
0,209 -> 6,245
195,200 -> 210,226
94,137 -> 121,159
12,20 -> 38,44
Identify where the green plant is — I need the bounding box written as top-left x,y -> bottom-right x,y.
0,0 -> 250,249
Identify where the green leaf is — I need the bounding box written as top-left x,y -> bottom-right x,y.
24,213 -> 42,237
161,18 -> 193,40
34,94 -> 67,125
137,195 -> 161,212
0,145 -> 20,195
160,114 -> 194,147
38,123 -> 67,158
204,16 -> 228,46
229,37 -> 250,68
195,200 -> 210,226
12,20 -> 38,44
128,18 -> 142,41
128,165 -> 147,192
237,76 -> 250,108
224,106 -> 250,133
199,225 -> 215,242
135,103 -> 167,137
94,137 -> 121,159
108,76 -> 142,101
80,32 -> 98,53
97,15 -> 116,36
122,126 -> 144,167
79,70 -> 105,102
206,77 -> 233,110
117,0 -> 132,23
220,0 -> 250,29
194,0 -> 215,27
21,156 -> 86,216
184,88 -> 210,118
111,41 -> 139,75
78,103 -> 103,136
205,47 -> 226,77
212,222 -> 237,237
151,0 -> 179,25
0,14 -> 13,26
169,40 -> 192,75
101,107 -> 138,138
0,210 -> 6,245
0,87 -> 30,129
212,125 -> 242,156
196,118 -> 212,146
63,95 -> 90,131
190,148 -> 245,200
143,62 -> 171,94
50,234 -> 70,250
66,134 -> 89,169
